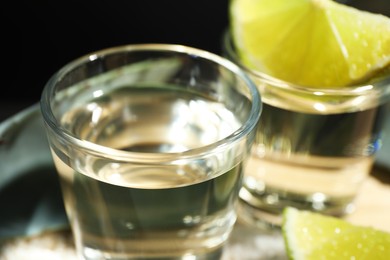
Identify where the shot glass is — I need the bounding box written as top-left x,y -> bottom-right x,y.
222,30 -> 390,229
40,44 -> 261,259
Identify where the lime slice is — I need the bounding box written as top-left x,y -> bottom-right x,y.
230,0 -> 390,87
282,207 -> 390,259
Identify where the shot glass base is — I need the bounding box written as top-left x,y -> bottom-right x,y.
237,200 -> 284,231
237,188 -> 357,231
79,246 -> 224,260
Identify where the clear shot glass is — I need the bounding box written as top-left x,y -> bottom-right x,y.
40,44 -> 261,259
222,30 -> 390,229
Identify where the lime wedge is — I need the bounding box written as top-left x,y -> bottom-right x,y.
230,0 -> 390,87
282,207 -> 390,259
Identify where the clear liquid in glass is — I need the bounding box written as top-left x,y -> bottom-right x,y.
239,91 -> 388,228
52,85 -> 244,259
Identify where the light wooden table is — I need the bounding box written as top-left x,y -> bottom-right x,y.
346,165 -> 390,233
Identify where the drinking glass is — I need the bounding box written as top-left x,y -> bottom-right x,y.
222,28 -> 390,229
40,44 -> 261,259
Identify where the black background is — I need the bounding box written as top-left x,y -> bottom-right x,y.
1,0 -> 229,121
2,0 -> 390,122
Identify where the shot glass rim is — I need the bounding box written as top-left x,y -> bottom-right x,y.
222,30 -> 390,98
40,43 -> 262,162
